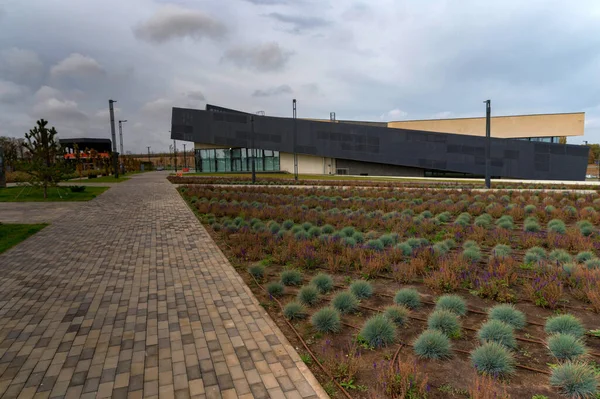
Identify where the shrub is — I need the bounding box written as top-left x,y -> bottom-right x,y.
341,226 -> 355,237
474,214 -> 492,228
266,282 -> 284,297
290,225 -> 303,234
307,226 -> 321,237
405,237 -> 423,249
463,247 -> 482,262
577,220 -> 595,237
550,362 -> 599,398
435,295 -> 467,316
477,320 -> 517,349
332,291 -> 358,314
524,219 -> 541,232
69,185 -> 86,192
394,288 -> 421,309
428,310 -> 461,338
547,333 -> 587,361
359,314 -> 396,348
470,342 -> 515,376
248,264 -> 265,280
383,305 -> 410,326
352,231 -> 365,243
301,222 -> 313,231
436,211 -> 452,223
311,307 -> 341,333
548,249 -> 572,264
379,234 -> 395,247
545,314 -> 585,338
432,242 -> 450,256
488,304 -> 526,330
269,222 -> 281,234
350,280 -> 373,299
343,237 -> 357,247
548,219 -> 567,234
524,247 -> 546,264
496,218 -> 514,230
585,259 -> 600,270
311,273 -> 333,294
463,240 -> 479,249
492,244 -> 512,258
366,239 -> 385,251
413,330 -> 452,360
294,230 -> 310,240
297,285 -> 320,306
281,270 -> 303,286
576,251 -> 596,263
321,224 -> 335,234
283,301 -> 306,320
395,242 -> 413,256
524,204 -> 537,214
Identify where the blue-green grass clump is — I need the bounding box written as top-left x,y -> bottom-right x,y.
548,219 -> 567,234
394,288 -> 421,309
310,273 -> 334,294
311,307 -> 341,333
470,342 -> 515,376
280,270 -> 303,286
435,295 -> 467,316
297,285 -> 320,307
248,264 -> 265,280
366,239 -> 385,251
576,251 -> 596,263
331,291 -> 358,314
492,244 -> 512,258
321,224 -> 335,234
383,305 -> 410,326
477,320 -> 517,349
427,310 -> 461,338
350,280 -> 373,299
463,246 -> 482,262
395,242 -> 413,256
524,246 -> 546,264
266,282 -> 284,297
379,234 -> 395,247
549,362 -> 599,398
577,220 -> 595,237
283,301 -> 306,320
548,249 -> 572,264
413,330 -> 452,360
359,314 -> 396,348
488,304 -> 526,330
545,314 -> 586,338
547,333 -> 587,361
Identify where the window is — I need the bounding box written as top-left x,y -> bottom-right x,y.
195,147 -> 280,172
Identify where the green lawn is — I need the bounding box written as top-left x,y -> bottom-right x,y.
0,223 -> 48,253
72,176 -> 130,183
0,186 -> 109,202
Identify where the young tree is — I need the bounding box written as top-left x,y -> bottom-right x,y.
73,143 -> 83,179
23,119 -> 65,198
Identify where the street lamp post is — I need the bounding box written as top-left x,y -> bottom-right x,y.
173,140 -> 177,171
108,99 -> 119,178
483,99 -> 491,189
118,119 -> 127,174
293,99 -> 298,181
183,144 -> 186,169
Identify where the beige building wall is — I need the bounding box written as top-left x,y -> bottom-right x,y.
388,112 -> 584,139
280,153 -> 333,174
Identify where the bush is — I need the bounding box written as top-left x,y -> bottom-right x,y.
332,291 -> 358,314
524,219 -> 541,232
577,220 -> 595,237
549,362 -> 599,398
548,249 -> 572,264
470,342 -> 515,376
463,247 -> 482,262
321,224 -> 335,234
307,226 -> 321,237
269,222 -> 281,234
405,237 -> 423,249
548,219 -> 567,234
428,310 -> 461,338
413,330 -> 452,359
350,280 -> 373,299
341,226 -> 355,237
302,222 -> 313,231
281,270 -> 303,286
394,288 -> 421,309
359,314 -> 396,348
248,264 -> 265,280
379,234 -> 395,247
524,204 -> 537,214
266,282 -> 284,297
69,185 -> 86,192
576,251 -> 595,263
311,273 -> 334,294
477,320 -> 517,349
343,237 -> 357,247
585,259 -> 600,270
395,242 -> 413,256
435,295 -> 467,316
383,305 -> 410,326
474,214 -> 492,228
297,285 -> 320,306
283,302 -> 306,320
492,244 -> 512,258
547,333 -> 587,361
294,230 -> 310,240
282,219 -> 294,230
463,240 -> 479,249
436,211 -> 452,223
545,314 -> 585,338
366,239 -> 385,251
524,247 -> 546,264
432,242 -> 450,256
488,304 -> 526,330
311,307 -> 341,333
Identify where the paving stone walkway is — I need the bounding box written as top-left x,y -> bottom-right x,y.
0,172 -> 326,399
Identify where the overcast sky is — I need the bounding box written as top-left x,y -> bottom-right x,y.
1,0 -> 600,152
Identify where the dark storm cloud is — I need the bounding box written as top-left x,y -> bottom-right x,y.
252,84 -> 292,97
266,13 -> 330,34
222,42 -> 293,72
133,5 -> 227,43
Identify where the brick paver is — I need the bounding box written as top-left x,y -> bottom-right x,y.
0,172 -> 326,398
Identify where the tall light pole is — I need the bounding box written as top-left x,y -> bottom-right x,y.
183,144 -> 186,169
293,99 -> 298,181
251,115 -> 256,183
118,120 -> 127,155
173,139 -> 177,171
147,146 -> 151,163
108,99 -> 119,178
483,99 -> 491,189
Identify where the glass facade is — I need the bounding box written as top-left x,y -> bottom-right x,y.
195,148 -> 280,172
516,136 -> 560,143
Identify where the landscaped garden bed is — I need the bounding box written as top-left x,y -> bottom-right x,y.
180,184 -> 600,398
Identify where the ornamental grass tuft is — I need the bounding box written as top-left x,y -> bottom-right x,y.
266,282 -> 284,297
545,314 -> 586,338
470,342 -> 515,377
297,285 -> 320,307
488,304 -> 526,330
311,307 -> 341,333
283,301 -> 306,320
413,329 -> 452,360
547,333 -> 588,361
349,280 -> 373,299
477,320 -> 517,349
435,295 -> 467,316
331,291 -> 358,314
359,314 -> 396,348
394,288 -> 421,309
383,305 -> 410,326
550,362 -> 599,398
310,273 -> 334,294
280,270 -> 303,286
248,264 -> 265,280
427,310 -> 461,338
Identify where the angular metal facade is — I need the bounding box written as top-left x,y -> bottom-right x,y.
171,106 -> 589,180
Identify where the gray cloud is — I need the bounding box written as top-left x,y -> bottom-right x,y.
32,97 -> 89,124
186,90 -> 206,101
266,13 -> 330,33
50,53 -> 105,79
223,42 -> 292,72
0,48 -> 44,85
243,0 -> 294,4
134,5 -> 227,43
252,84 -> 292,97
0,80 -> 28,104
